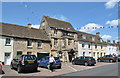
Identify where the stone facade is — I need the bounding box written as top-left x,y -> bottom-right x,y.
13,38 -> 51,58
40,16 -> 78,62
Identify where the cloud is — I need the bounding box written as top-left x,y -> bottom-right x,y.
31,25 -> 40,29
105,0 -> 118,9
106,19 -> 118,26
101,35 -> 112,41
51,15 -> 67,21
79,23 -> 103,33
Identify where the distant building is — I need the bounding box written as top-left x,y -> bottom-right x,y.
0,22 -> 51,65
77,32 -> 107,60
106,40 -> 119,56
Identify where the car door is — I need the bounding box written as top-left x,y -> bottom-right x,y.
39,58 -> 45,66
80,57 -> 86,64
74,57 -> 79,64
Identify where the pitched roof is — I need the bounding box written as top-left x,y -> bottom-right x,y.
77,31 -> 107,44
0,22 -> 50,41
43,16 -> 76,32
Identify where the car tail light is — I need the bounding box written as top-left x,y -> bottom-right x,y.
87,59 -> 91,61
20,60 -> 25,65
114,56 -> 117,60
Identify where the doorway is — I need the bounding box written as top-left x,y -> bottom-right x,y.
4,53 -> 11,65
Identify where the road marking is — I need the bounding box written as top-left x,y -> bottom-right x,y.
65,63 -> 77,72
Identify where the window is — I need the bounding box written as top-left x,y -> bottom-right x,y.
92,37 -> 95,41
82,35 -> 86,39
93,52 -> 95,57
27,40 -> 32,46
17,51 -> 22,55
101,45 -> 103,49
83,52 -> 85,56
100,53 -> 102,57
82,44 -> 85,48
54,29 -> 57,34
97,52 -> 99,57
27,52 -> 31,55
88,44 -> 91,48
5,38 -> 11,45
54,39 -> 58,45
68,39 -> 72,45
104,53 -> 106,56
95,45 -> 97,49
38,41 -> 42,47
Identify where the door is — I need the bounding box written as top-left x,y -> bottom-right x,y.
37,53 -> 49,60
4,53 -> 11,65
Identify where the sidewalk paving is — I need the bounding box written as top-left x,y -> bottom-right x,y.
1,62 -> 116,76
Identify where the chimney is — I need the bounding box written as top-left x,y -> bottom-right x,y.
28,23 -> 32,28
96,32 -> 100,36
107,40 -> 110,43
113,40 -> 115,44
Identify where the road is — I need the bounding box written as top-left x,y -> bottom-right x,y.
0,62 -> 118,77
62,63 -> 119,76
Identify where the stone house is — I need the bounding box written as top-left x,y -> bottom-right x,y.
40,16 -> 78,62
0,22 -> 51,65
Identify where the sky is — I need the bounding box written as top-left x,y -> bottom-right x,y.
2,1 -> 119,42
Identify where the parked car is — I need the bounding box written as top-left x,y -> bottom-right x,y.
97,55 -> 117,62
38,56 -> 61,69
10,55 -> 38,73
0,63 -> 2,74
72,56 -> 96,66
118,55 -> 120,62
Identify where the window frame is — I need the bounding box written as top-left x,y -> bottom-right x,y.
5,38 -> 11,46
27,39 -> 32,47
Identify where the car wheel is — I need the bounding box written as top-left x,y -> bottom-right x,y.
72,61 -> 76,65
17,66 -> 22,73
97,59 -> 101,62
109,60 -> 113,63
84,62 -> 88,66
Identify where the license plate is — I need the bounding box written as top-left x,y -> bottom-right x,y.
56,65 -> 59,66
28,61 -> 34,63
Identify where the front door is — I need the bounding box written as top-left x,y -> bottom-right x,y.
4,53 -> 11,65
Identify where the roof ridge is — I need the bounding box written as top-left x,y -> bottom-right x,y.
1,22 -> 42,31
44,16 -> 71,24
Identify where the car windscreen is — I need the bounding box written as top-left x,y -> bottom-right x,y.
54,57 -> 60,60
85,57 -> 94,59
24,55 -> 36,61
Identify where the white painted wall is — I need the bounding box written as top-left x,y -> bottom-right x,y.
78,41 -> 92,57
106,45 -> 118,56
0,36 -> 14,65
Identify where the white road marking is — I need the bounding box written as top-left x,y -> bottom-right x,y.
65,63 -> 78,72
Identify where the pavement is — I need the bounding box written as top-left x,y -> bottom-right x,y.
0,62 -> 117,77
63,63 -> 119,76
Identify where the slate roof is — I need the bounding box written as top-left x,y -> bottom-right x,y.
43,16 -> 76,33
0,22 -> 50,41
77,31 -> 107,44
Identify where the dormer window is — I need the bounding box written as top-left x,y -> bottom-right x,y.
92,37 -> 95,41
82,34 -> 86,39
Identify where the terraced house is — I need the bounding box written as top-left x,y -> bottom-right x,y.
40,16 -> 78,62
106,40 -> 119,56
0,22 -> 51,65
78,32 -> 107,60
